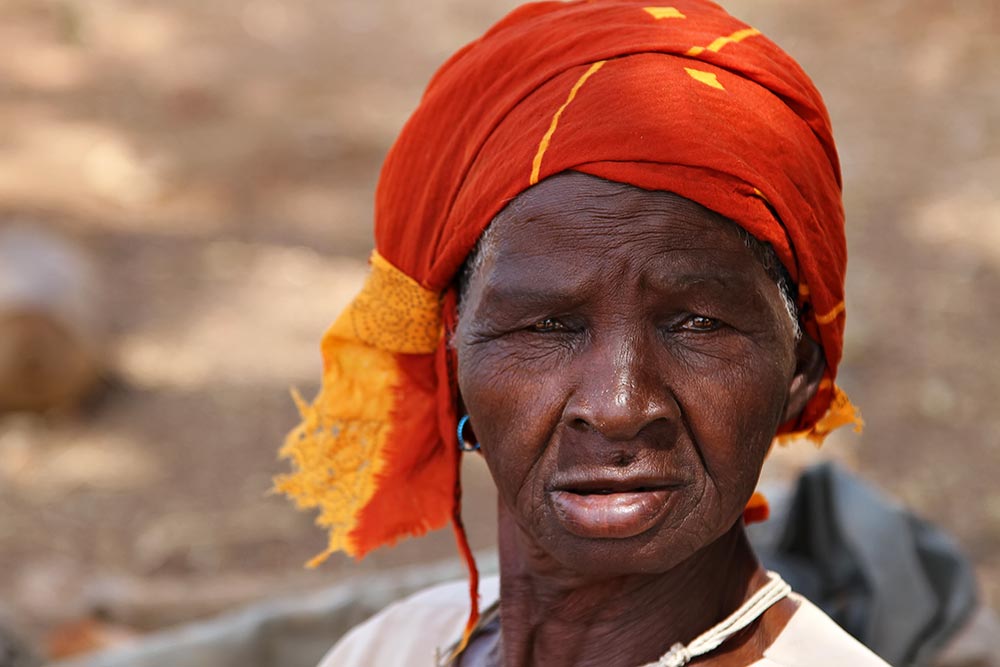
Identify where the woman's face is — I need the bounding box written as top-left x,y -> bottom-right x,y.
456,172 -> 810,575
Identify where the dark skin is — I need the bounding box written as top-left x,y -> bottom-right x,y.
455,172 -> 825,667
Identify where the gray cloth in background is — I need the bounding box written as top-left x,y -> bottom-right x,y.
748,462 -> 981,667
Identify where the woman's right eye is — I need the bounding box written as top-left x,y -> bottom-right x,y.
530,318 -> 566,333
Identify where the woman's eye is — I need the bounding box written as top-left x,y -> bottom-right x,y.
680,315 -> 721,332
530,318 -> 566,333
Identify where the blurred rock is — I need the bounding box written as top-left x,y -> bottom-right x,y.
0,226 -> 103,412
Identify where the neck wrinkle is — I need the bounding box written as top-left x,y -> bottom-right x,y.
495,505 -> 764,667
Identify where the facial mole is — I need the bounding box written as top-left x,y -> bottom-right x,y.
611,451 -> 633,467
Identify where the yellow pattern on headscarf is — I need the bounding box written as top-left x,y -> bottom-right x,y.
643,7 -> 686,20
530,61 -> 607,185
685,27 -> 761,56
329,251 -> 441,354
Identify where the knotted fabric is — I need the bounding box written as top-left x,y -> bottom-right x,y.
275,0 -> 863,650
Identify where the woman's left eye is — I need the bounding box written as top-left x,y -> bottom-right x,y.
530,318 -> 567,333
678,315 -> 721,332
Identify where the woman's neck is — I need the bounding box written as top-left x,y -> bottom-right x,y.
492,506 -> 785,667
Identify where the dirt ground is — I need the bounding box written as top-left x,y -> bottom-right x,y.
0,0 -> 998,662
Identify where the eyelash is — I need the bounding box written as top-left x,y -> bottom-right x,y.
677,315 -> 722,332
528,315 -> 722,334
530,318 -> 567,333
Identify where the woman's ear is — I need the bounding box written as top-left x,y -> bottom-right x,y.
782,335 -> 826,424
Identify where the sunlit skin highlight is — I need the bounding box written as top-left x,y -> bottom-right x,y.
454,172 -> 825,666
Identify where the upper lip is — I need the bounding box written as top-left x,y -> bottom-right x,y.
550,471 -> 687,494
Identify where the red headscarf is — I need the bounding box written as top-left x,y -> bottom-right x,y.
277,0 -> 861,648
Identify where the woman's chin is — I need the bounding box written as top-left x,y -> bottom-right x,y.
530,503 -> 703,576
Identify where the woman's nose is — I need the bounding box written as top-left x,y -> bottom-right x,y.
563,332 -> 679,441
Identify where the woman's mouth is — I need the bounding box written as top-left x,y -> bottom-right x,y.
549,478 -> 683,539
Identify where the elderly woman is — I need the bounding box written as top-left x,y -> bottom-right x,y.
276,1 -> 887,665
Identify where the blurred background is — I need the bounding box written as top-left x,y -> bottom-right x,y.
0,0 -> 997,664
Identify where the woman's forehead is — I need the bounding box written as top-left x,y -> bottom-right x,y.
484,172 -> 751,269
501,171 -> 729,221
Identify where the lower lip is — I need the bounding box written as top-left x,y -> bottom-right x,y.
550,488 -> 675,539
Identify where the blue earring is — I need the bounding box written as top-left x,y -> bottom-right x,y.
457,415 -> 480,452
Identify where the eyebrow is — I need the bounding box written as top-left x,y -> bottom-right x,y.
656,272 -> 755,290
479,282 -> 585,308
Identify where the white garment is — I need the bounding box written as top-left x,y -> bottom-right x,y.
319,576 -> 892,666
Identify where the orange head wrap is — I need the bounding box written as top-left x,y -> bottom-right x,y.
276,0 -> 862,647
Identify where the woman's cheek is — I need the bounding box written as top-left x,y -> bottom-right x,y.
675,360 -> 783,495
470,353 -> 567,515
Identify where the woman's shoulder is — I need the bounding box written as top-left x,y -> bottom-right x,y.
316,575 -> 501,667
755,592 -> 893,667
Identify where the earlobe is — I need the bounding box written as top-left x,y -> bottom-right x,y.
782,335 -> 826,424
455,393 -> 481,447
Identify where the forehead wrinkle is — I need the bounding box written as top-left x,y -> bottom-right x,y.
460,173 -> 790,322
491,172 -> 736,241
500,213 -> 725,266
